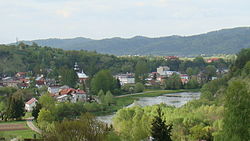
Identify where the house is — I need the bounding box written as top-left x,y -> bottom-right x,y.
72,89 -> 87,103
164,56 -> 179,60
45,78 -> 58,87
116,73 -> 135,85
165,71 -> 180,77
17,82 -> 29,89
212,77 -> 218,80
148,72 -> 160,80
15,72 -> 26,78
35,75 -> 45,88
48,85 -> 69,95
25,98 -> 37,112
206,58 -> 220,63
56,88 -> 87,103
157,66 -> 179,77
2,77 -> 19,88
157,66 -> 170,76
180,74 -> 189,84
180,74 -> 189,80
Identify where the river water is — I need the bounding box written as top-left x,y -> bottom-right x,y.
97,92 -> 200,124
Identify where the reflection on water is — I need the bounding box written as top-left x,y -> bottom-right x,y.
97,92 -> 200,124
127,92 -> 200,108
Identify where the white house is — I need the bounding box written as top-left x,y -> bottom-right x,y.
165,71 -> 180,77
157,66 -> 170,76
116,73 -> 135,85
56,88 -> 87,103
25,98 -> 37,112
48,85 -> 69,94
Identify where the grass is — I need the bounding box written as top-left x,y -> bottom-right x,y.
0,129 -> 38,139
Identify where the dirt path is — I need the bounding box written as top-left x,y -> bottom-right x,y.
26,118 -> 42,134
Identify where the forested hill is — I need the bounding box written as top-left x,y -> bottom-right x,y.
16,27 -> 250,56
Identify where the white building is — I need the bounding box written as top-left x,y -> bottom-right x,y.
74,62 -> 89,83
48,85 -> 69,94
77,70 -> 89,83
25,98 -> 37,112
116,73 -> 135,85
157,66 -> 170,76
56,88 -> 87,103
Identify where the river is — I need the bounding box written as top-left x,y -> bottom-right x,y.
97,92 -> 200,124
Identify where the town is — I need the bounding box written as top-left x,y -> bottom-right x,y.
0,57 -> 228,108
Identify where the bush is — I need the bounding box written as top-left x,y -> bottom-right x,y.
134,82 -> 145,93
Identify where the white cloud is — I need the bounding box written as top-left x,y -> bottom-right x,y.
0,0 -> 250,44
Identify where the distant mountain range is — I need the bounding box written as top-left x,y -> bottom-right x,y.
16,27 -> 250,56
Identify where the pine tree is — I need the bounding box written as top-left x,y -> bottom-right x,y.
151,108 -> 172,141
6,92 -> 25,120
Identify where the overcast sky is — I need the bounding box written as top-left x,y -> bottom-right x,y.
0,0 -> 250,44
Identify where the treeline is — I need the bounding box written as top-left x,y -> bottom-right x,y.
0,44 -> 230,77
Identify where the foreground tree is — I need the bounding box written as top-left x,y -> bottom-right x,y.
151,108 -> 172,141
43,113 -> 108,141
221,80 -> 250,141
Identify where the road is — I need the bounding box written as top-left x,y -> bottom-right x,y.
26,117 -> 42,134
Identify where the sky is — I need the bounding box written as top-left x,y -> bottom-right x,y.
0,0 -> 250,44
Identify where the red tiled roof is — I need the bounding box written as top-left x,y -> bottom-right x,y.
26,98 -> 37,105
207,58 -> 220,63
17,72 -> 26,75
59,88 -> 75,95
59,88 -> 86,95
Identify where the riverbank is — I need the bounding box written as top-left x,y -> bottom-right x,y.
93,89 -> 199,116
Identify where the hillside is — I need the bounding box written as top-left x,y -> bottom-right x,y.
18,27 -> 250,56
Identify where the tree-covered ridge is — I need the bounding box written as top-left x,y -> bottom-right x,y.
19,27 -> 250,56
0,44 -> 229,77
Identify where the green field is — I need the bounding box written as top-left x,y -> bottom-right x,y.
0,120 -> 39,139
0,129 -> 37,139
